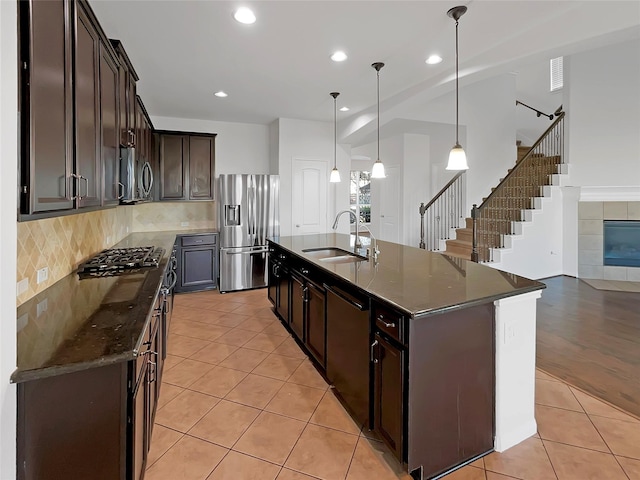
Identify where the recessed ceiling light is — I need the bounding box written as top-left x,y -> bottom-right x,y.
234,7 -> 256,24
331,51 -> 348,62
214,91 -> 228,98
425,55 -> 443,65
339,106 -> 350,112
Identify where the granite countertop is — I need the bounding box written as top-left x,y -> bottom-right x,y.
271,233 -> 545,317
12,229 -> 217,384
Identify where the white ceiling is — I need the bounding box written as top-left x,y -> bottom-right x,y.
90,1 -> 640,128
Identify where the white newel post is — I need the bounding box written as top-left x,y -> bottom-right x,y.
493,290 -> 542,452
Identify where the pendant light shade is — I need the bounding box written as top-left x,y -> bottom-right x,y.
371,62 -> 386,178
329,92 -> 341,183
446,6 -> 469,171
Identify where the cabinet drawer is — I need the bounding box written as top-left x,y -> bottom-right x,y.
181,234 -> 217,247
374,305 -> 405,344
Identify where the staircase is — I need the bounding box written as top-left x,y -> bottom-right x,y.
441,112 -> 566,262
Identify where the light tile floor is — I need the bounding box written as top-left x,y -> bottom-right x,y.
148,289 -> 640,480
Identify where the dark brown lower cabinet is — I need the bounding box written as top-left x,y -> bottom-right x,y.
325,285 -> 370,427
304,281 -> 326,367
373,332 -> 405,462
175,234 -> 218,293
289,274 -> 305,341
17,306 -> 164,480
268,258 -> 290,322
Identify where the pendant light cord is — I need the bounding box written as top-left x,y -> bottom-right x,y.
334,95 -> 337,169
377,68 -> 380,160
455,18 -> 459,146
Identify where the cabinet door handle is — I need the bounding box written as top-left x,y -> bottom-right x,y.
70,173 -> 79,200
378,314 -> 396,329
371,340 -> 379,363
302,286 -> 309,302
81,175 -> 89,200
117,182 -> 125,199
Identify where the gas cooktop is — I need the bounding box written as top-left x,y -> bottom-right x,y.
78,246 -> 165,278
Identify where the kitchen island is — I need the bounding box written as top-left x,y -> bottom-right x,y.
267,233 -> 545,480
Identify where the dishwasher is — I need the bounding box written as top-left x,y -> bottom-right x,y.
325,284 -> 371,428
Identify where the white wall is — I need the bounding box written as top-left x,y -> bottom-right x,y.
403,134 -> 430,248
275,118 -> 346,236
151,116 -> 271,175
566,38 -> 640,187
0,1 -> 18,478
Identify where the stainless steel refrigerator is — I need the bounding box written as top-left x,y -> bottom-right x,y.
218,174 -> 280,292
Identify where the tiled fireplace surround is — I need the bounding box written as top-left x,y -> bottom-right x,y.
578,201 -> 640,281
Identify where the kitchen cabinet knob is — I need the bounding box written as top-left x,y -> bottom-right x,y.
301,268 -> 309,275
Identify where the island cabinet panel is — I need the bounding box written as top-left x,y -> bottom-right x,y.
304,280 -> 326,367
325,284 -> 371,427
289,273 -> 306,342
268,247 -> 291,323
19,0 -> 74,214
373,331 -> 405,462
407,303 -> 495,477
17,363 -> 128,480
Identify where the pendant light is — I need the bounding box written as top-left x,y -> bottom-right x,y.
329,92 -> 341,183
371,62 -> 386,178
446,6 -> 469,171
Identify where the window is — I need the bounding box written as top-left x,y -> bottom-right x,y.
350,170 -> 371,224
550,56 -> 563,92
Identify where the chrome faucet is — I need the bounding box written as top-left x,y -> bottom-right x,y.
331,210 -> 380,260
332,210 -> 362,249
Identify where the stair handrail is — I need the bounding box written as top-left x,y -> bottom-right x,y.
421,171 -> 465,212
419,171 -> 466,250
471,111 -> 565,262
516,100 -> 554,120
478,111 -> 564,211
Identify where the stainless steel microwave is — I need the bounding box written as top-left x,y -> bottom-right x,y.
119,147 -> 153,204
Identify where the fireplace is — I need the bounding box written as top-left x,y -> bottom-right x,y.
603,220 -> 640,268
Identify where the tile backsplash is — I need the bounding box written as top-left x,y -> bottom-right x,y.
16,202 -> 217,306
17,208 -> 131,306
131,201 -> 216,232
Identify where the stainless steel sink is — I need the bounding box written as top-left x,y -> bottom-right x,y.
302,247 -> 367,263
318,255 -> 367,264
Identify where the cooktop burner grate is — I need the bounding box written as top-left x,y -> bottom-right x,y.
78,246 -> 164,277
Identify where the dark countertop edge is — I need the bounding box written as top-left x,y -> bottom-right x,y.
10,229 -> 219,384
11,352 -> 133,384
411,283 -> 546,319
269,238 -> 546,318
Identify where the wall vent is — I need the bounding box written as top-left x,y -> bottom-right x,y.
550,57 -> 563,92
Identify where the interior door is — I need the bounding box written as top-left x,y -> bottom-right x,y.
379,165 -> 400,243
292,159 -> 328,235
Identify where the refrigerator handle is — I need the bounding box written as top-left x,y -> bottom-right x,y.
248,185 -> 256,236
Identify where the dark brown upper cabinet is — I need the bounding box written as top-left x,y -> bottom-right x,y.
158,132 -> 216,201
19,0 -> 130,218
74,2 -> 102,208
110,40 -> 139,148
100,43 -> 121,206
19,0 -> 75,214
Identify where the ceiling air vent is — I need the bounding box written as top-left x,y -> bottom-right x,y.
550,56 -> 563,92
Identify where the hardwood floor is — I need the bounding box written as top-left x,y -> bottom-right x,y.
537,275 -> 640,418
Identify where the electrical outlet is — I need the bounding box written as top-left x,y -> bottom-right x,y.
17,278 -> 29,296
37,267 -> 48,284
37,298 -> 48,317
105,235 -> 112,245
181,221 -> 189,227
504,322 -> 516,344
